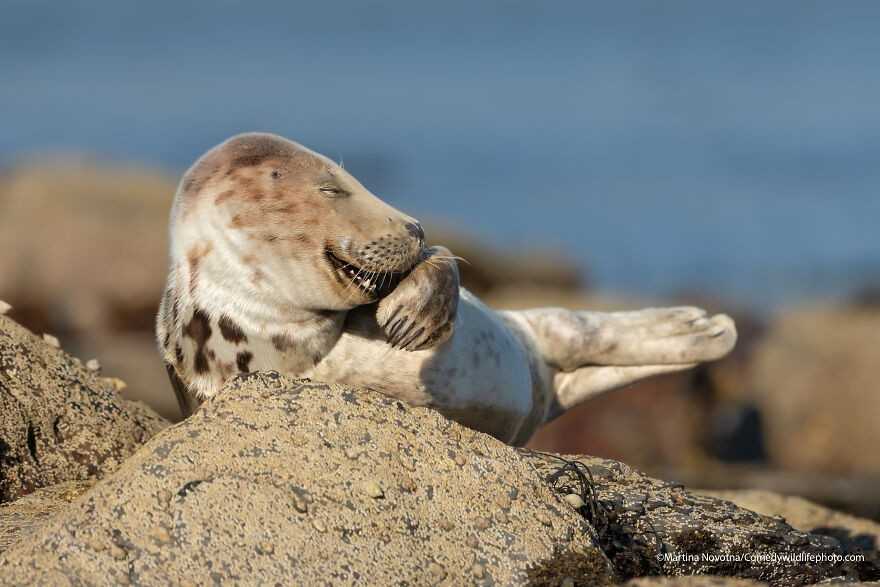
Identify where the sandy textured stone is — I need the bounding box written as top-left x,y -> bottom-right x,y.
0,373 -> 615,585
0,480 -> 94,552
624,577 -> 767,586
700,489 -> 880,554
523,453 -> 879,586
0,315 -> 168,503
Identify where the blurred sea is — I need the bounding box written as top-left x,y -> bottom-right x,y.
2,1 -> 879,308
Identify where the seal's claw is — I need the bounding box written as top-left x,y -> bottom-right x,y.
377,246 -> 460,352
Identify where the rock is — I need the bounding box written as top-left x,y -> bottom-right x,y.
0,374 -> 616,585
87,333 -> 184,422
0,159 -> 174,338
649,464 -> 880,523
0,160 -> 180,422
0,480 -> 94,552
624,578 -> 766,586
2,372 -> 877,585
700,489 -> 880,554
751,306 -> 880,474
0,314 -> 168,504
522,452 -> 879,585
40,334 -> 60,348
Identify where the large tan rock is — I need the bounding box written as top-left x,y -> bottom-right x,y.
0,373 -> 616,585
751,306 -> 880,474
0,160 -> 182,421
2,371 -> 875,585
0,314 -> 168,503
0,159 -> 174,337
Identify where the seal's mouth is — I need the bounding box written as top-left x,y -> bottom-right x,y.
325,249 -> 406,299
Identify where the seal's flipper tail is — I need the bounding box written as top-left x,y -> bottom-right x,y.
513,307 -> 736,371
547,363 -> 695,421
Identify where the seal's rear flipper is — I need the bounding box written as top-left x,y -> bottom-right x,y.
547,363 -> 695,421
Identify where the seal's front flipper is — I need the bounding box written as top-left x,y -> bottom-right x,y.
376,246 -> 460,351
165,362 -> 202,420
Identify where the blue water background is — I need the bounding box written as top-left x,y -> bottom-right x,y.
2,1 -> 879,308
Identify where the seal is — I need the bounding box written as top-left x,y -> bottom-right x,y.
157,132 -> 737,445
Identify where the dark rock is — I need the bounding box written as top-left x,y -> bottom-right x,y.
0,314 -> 168,503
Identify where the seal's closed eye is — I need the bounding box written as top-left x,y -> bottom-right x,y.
319,185 -> 349,198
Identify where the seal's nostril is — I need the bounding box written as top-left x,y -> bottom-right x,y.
405,222 -> 425,242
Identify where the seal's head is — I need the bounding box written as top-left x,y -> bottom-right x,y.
170,133 -> 425,313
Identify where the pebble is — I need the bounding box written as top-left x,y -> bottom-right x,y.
473,517 -> 491,531
291,493 -> 309,513
344,446 -> 363,460
453,453 -> 467,466
42,334 -> 60,348
399,474 -> 417,493
427,562 -> 447,584
536,512 -> 553,527
360,480 -> 385,499
561,578 -> 575,587
103,377 -> 128,392
438,519 -> 454,532
396,453 -> 416,471
257,541 -> 275,555
311,519 -> 327,533
149,527 -> 171,544
85,358 -> 101,372
0,300 -> 11,315
564,493 -> 585,509
494,493 -> 511,510
109,544 -> 127,560
471,563 -> 485,578
465,534 -> 479,548
495,511 -> 508,524
85,536 -> 106,552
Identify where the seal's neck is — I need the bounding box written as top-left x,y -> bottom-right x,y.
158,204 -> 347,400
159,272 -> 346,400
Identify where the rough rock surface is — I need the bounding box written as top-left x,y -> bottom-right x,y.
624,577 -> 766,587
2,371 -> 878,585
700,489 -> 880,554
0,314 -> 168,503
523,452 -> 879,585
0,374 -> 616,585
0,480 -> 94,552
